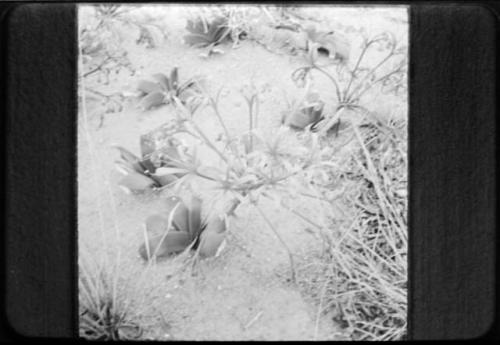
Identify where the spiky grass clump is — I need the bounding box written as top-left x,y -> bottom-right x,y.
298,114 -> 407,341
79,246 -> 143,340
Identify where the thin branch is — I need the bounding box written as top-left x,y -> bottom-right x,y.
187,119 -> 230,165
312,65 -> 342,102
254,203 -> 297,283
343,40 -> 373,100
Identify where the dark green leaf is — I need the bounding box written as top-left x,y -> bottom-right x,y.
139,231 -> 191,260
114,146 -> 145,173
151,73 -> 170,91
150,172 -> 178,186
187,196 -> 202,240
140,91 -> 166,110
169,67 -> 179,90
140,133 -> 156,159
137,80 -> 162,95
184,15 -> 229,48
164,196 -> 189,233
183,33 -> 213,48
198,216 -> 226,258
114,145 -> 140,164
145,214 -> 169,237
118,172 -> 157,193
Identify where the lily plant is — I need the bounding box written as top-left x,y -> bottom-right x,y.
183,14 -> 231,49
140,195 -> 227,260
137,67 -> 203,110
114,133 -> 195,194
292,30 -> 407,135
282,82 -> 325,130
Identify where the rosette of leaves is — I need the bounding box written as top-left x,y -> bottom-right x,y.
139,195 -> 227,260
114,134 -> 192,193
304,26 -> 350,63
137,67 -> 202,110
183,14 -> 231,48
282,90 -> 325,130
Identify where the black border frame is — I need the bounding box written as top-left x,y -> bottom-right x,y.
1,1 -> 498,340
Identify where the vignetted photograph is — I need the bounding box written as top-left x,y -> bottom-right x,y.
78,4 -> 408,341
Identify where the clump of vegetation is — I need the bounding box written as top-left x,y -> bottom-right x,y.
297,114 -> 407,340
183,14 -> 232,48
282,85 -> 325,130
124,84 -> 343,282
183,7 -> 252,55
140,195 -> 227,261
136,67 -> 204,110
79,4 -> 169,127
293,31 -> 407,134
80,5 -> 407,341
113,132 -> 193,193
79,246 -> 143,340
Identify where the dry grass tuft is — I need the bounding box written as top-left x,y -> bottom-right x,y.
297,114 -> 407,341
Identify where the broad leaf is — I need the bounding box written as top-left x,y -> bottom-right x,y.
114,160 -> 135,175
137,80 -> 162,95
285,100 -> 324,130
140,91 -> 166,110
140,133 -> 156,159
114,145 -> 141,165
184,16 -> 230,48
198,216 -> 226,258
169,67 -> 179,90
149,172 -> 178,187
151,73 -> 170,92
139,231 -> 191,260
118,172 -> 157,193
145,214 -> 169,237
187,196 -> 202,240
183,33 -> 214,48
154,167 -> 190,176
158,145 -> 182,166
164,196 -> 189,233
139,159 -> 157,174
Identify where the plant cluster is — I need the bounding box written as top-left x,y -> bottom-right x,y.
183,7 -> 252,49
281,83 -> 325,130
117,82 -> 342,280
297,115 -> 407,340
293,30 -> 407,134
79,4 -> 169,122
114,127 -> 198,193
79,248 -> 143,340
136,67 -> 204,110
98,8 -> 408,340
140,195 -> 227,261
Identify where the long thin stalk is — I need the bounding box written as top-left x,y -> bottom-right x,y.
209,89 -> 231,140
188,119 -> 229,164
354,62 -> 406,101
254,203 -> 296,283
346,49 -> 399,103
312,65 -> 342,102
343,40 -> 373,100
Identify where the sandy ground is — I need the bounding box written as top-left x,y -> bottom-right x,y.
78,5 -> 407,340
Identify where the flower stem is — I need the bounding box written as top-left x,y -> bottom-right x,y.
254,203 -> 296,283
